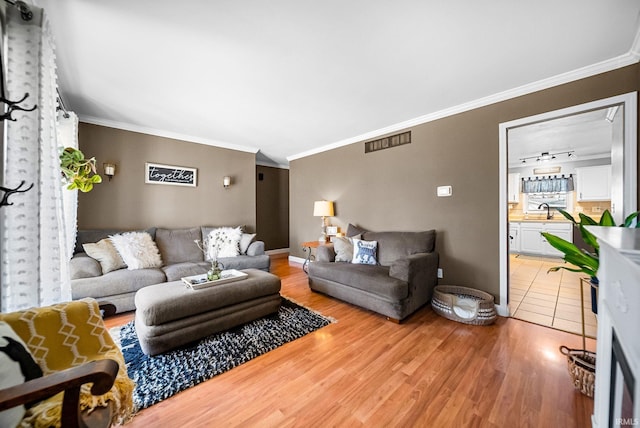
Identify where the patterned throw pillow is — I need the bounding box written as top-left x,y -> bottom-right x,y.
83,238 -> 127,274
0,321 -> 43,427
351,239 -> 378,265
207,227 -> 242,259
110,232 -> 163,270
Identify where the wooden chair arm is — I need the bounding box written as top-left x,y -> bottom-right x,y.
0,359 -> 119,427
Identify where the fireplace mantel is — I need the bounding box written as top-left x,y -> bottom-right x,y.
587,227 -> 640,427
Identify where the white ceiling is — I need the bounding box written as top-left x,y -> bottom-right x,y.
36,0 -> 640,167
507,107 -> 616,167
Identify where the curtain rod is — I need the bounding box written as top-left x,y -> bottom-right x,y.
4,0 -> 33,21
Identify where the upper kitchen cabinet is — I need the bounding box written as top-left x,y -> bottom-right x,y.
576,165 -> 611,201
508,173 -> 520,203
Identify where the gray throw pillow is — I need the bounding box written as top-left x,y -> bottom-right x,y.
346,223 -> 366,237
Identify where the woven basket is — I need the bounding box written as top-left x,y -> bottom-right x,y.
431,285 -> 497,326
560,346 -> 596,397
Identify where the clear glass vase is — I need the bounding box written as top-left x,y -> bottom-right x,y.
207,260 -> 223,281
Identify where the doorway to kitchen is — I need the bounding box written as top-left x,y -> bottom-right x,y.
498,92 -> 638,336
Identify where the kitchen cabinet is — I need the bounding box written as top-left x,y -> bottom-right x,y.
517,222 -> 573,257
576,165 -> 611,201
507,173 -> 521,203
509,223 -> 520,253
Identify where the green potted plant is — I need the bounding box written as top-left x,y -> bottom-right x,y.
59,147 -> 102,192
541,208 -> 639,314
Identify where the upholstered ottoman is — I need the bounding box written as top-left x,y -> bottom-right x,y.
134,268 -> 281,355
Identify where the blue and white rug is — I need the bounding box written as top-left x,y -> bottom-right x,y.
115,297 -> 334,411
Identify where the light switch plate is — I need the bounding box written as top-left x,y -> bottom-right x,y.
437,185 -> 452,197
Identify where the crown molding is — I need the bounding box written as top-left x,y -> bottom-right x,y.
288,51 -> 640,162
79,115 -> 259,155
256,161 -> 290,170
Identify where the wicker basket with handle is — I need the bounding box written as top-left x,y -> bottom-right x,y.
431,285 -> 497,326
560,346 -> 596,397
559,277 -> 597,398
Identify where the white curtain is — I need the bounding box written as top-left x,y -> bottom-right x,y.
58,111 -> 79,261
0,6 -> 72,312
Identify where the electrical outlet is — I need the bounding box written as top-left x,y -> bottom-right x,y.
437,268 -> 443,279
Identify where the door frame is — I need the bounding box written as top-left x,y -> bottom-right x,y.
497,92 -> 637,317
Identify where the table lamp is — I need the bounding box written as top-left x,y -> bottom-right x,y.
313,200 -> 334,242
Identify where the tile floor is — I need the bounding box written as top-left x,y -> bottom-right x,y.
509,254 -> 597,338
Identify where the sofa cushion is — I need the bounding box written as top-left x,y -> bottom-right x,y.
71,268 -> 166,299
162,262 -> 210,282
352,239 -> 378,265
309,262 -> 408,301
83,238 -> 127,274
69,253 -> 103,279
75,227 -> 156,255
110,232 -> 163,270
219,254 -> 270,271
155,227 -> 204,265
362,230 -> 436,266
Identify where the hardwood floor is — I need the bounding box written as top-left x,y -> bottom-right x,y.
105,254 -> 595,427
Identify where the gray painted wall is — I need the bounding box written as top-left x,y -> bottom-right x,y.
289,64 -> 640,304
78,124 -> 257,231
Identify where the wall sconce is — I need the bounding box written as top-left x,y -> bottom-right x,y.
223,176 -> 231,189
103,163 -> 116,181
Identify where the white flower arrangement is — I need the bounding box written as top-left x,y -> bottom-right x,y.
194,235 -> 224,278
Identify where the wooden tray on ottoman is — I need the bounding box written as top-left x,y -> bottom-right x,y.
431,285 -> 497,325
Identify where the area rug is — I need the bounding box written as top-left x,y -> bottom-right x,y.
114,297 -> 334,411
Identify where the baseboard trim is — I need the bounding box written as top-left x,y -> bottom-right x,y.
495,303 -> 510,317
266,248 -> 290,255
288,255 -> 305,264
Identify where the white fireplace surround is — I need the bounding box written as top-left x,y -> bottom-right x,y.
588,227 -> 640,427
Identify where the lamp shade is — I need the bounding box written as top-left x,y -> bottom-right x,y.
313,200 -> 334,217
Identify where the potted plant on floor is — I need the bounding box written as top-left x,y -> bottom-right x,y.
541,208 -> 639,314
542,208 -> 638,398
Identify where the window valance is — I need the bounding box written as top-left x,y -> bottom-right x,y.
521,175 -> 574,193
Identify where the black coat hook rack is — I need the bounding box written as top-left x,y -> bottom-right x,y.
4,0 -> 33,21
0,92 -> 37,121
0,180 -> 34,208
0,0 -> 38,121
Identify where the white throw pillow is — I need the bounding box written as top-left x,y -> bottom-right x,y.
352,239 -> 378,265
83,238 -> 127,274
110,232 -> 163,270
239,233 -> 256,254
207,227 -> 242,259
0,322 -> 42,427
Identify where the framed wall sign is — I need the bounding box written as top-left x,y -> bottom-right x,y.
145,162 -> 197,187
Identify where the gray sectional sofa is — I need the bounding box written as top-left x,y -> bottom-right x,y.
308,229 -> 438,321
70,226 -> 270,314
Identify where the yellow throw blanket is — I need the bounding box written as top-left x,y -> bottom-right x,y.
0,298 -> 135,427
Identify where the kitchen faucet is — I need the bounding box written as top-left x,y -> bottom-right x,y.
538,203 -> 553,219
